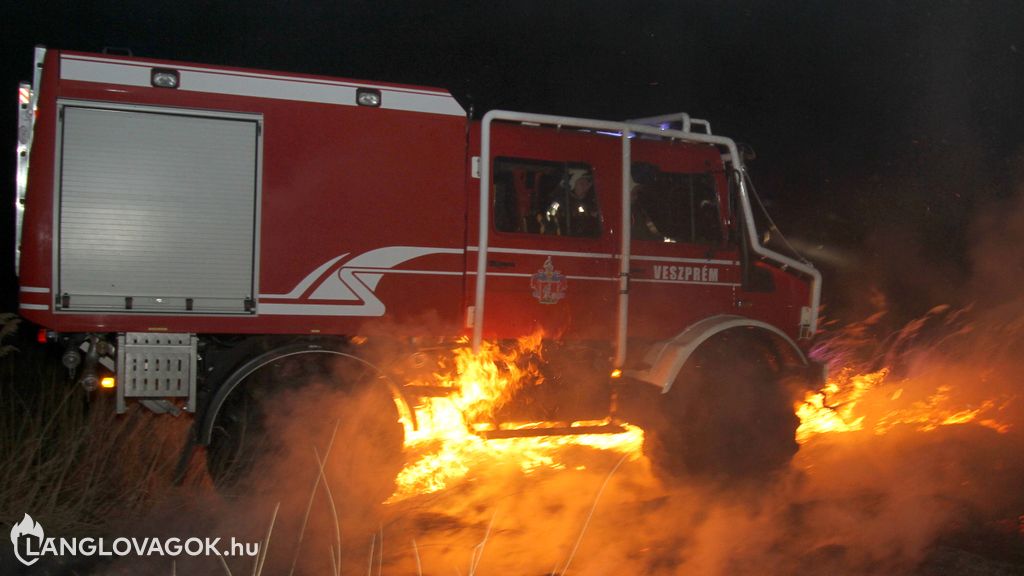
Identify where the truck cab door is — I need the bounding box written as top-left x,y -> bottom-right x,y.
468,122 -> 619,342
625,143 -> 743,341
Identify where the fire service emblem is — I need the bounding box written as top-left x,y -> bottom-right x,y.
530,257 -> 567,304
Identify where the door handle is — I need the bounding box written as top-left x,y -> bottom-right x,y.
487,259 -> 516,268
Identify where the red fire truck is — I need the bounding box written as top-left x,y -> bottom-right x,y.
16,47 -> 822,485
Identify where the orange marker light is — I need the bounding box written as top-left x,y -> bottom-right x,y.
100,377 -> 116,389
610,369 -> 622,379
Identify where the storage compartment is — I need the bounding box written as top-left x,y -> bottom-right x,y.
56,104 -> 260,314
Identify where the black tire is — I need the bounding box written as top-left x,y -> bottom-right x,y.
644,331 -> 800,482
205,346 -> 405,500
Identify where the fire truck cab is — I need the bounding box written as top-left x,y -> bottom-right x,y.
16,47 -> 821,485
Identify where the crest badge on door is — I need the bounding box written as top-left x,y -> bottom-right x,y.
530,257 -> 567,305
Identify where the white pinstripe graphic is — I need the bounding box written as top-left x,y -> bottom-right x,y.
254,244 -> 737,317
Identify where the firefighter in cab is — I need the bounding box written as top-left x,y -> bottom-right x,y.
544,170 -> 600,237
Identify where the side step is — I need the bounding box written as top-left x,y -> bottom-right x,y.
474,423 -> 627,439
116,332 -> 197,414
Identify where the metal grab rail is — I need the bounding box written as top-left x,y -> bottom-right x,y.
474,110 -> 822,362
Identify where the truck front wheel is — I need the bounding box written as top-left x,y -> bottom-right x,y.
644,331 -> 801,482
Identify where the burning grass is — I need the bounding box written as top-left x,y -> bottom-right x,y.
391,331 -> 644,501
796,304 -> 1017,447
1,302 -> 1022,574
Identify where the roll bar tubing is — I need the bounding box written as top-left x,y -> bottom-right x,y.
475,110 -> 821,362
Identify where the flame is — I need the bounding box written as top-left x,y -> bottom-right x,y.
873,386 -> 1013,435
795,302 -> 1022,445
391,306 -> 1014,500
796,367 -> 1012,444
795,368 -> 887,443
390,333 -> 643,501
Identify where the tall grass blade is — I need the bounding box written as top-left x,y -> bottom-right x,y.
288,421 -> 341,576
559,453 -> 628,575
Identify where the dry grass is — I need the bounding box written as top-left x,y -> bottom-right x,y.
0,317 -> 194,537
0,316 -> 631,574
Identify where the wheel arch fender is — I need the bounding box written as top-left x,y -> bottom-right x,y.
197,339 -> 413,445
627,314 -> 811,394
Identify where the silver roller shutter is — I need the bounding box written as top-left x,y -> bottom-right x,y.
57,104 -> 260,314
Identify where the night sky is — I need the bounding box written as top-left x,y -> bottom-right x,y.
3,0 -> 1022,320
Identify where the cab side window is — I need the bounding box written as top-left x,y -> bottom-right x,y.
494,158 -> 601,238
631,163 -> 722,245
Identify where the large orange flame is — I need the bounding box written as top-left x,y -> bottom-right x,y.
795,368 -> 887,443
796,367 -> 1012,444
393,307 -> 1015,502
797,303 -> 1020,444
390,333 -> 644,502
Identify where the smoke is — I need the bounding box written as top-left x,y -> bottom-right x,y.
72,292 -> 1023,576
80,359 -> 407,576
73,306 -> 1022,576
369,302 -> 1023,575
968,149 -> 1024,304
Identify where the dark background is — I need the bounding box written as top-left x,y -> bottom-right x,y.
2,0 -> 1022,323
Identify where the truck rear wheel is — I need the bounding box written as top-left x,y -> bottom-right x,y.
205,344 -> 405,501
644,331 -> 800,482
